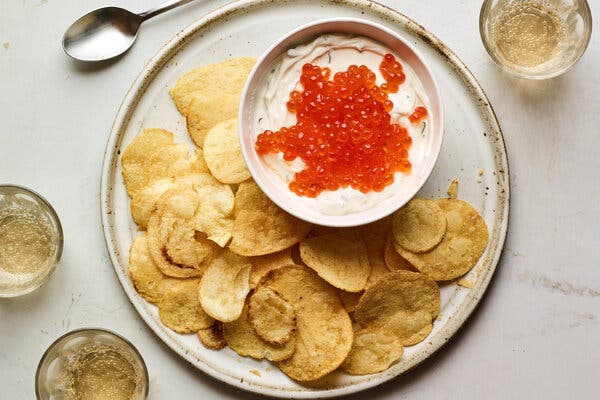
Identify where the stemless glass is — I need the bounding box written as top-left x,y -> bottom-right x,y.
36,328 -> 149,400
480,0 -> 592,79
0,185 -> 63,297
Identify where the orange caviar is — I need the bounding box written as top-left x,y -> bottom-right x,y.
408,106 -> 428,124
380,52 -> 406,93
256,53 -> 415,198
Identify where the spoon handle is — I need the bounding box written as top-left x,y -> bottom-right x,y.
138,0 -> 197,21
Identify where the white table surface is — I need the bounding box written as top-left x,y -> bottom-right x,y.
1,0 -> 599,398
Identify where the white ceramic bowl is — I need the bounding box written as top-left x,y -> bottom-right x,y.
239,18 -> 443,227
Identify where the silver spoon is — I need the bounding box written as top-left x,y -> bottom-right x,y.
63,0 -> 196,62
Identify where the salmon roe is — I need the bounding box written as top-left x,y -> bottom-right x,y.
380,52 -> 406,93
256,53 -> 415,198
408,106 -> 428,124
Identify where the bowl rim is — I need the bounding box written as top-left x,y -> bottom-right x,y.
238,17 -> 444,227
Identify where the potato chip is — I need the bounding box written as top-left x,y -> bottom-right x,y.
299,231 -> 370,292
228,183 -> 240,194
130,178 -> 175,229
337,289 -> 362,313
223,302 -> 295,361
190,148 -> 210,173
341,327 -> 403,375
259,265 -> 353,381
249,249 -> 294,288
128,234 -> 165,303
186,93 -> 241,147
290,243 -> 303,266
158,279 -> 214,334
176,172 -> 235,247
197,323 -> 226,350
396,199 -> 488,281
358,216 -> 392,242
203,118 -> 251,184
170,58 -> 256,116
232,180 -> 270,216
384,235 -> 416,272
366,257 -> 389,289
199,250 -> 251,322
447,179 -> 459,199
392,198 -> 447,253
457,278 -> 473,288
354,270 -> 440,346
121,129 -> 190,197
248,287 -> 296,345
360,220 -> 392,288
147,189 -> 215,278
308,225 -> 340,237
229,181 -> 311,256
156,277 -> 188,297
129,151 -> 213,230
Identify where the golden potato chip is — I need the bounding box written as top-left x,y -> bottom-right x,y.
223,302 -> 295,362
147,189 -> 215,278
248,287 -> 296,345
360,220 -> 392,288
290,243 -> 303,266
392,198 -> 447,253
156,277 -> 188,296
229,181 -> 311,256
228,183 -> 240,194
129,152 -> 214,231
358,216 -> 392,242
384,235 -> 416,272
447,179 -> 459,199
457,278 -> 473,288
396,199 -> 488,281
337,289 -> 362,313
121,129 -> 190,197
299,231 -> 370,292
203,118 -> 251,184
366,257 -> 389,289
130,178 -> 175,229
158,279 -> 214,334
186,93 -> 241,147
232,180 -> 271,216
170,58 -> 256,116
198,323 -> 226,350
199,250 -> 251,322
190,148 -> 210,173
128,234 -> 165,303
176,172 -> 235,247
259,265 -> 353,381
354,270 -> 440,346
308,225 -> 340,237
341,327 -> 403,375
249,249 -> 294,288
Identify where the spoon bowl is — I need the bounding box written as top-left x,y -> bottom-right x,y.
63,7 -> 142,62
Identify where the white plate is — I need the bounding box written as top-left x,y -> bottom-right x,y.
100,0 -> 510,397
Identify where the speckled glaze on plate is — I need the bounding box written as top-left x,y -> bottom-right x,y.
100,0 -> 510,397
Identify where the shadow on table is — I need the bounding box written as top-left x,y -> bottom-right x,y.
0,273 -> 58,313
490,63 -> 571,111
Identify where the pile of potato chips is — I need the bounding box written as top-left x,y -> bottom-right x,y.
121,58 -> 489,381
